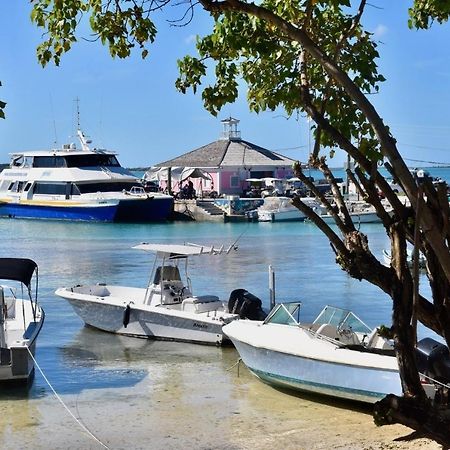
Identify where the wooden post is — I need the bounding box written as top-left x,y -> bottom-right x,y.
167,167 -> 172,195
269,265 -> 276,310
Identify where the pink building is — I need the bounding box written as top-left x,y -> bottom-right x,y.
151,118 -> 297,198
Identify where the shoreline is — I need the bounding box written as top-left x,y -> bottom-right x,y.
0,342 -> 440,450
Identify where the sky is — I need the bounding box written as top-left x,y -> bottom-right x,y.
0,1 -> 449,168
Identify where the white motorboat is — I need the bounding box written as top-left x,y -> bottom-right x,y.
0,129 -> 173,222
382,249 -> 426,269
223,303 -> 448,403
318,201 -> 383,224
56,243 -> 266,346
0,258 -> 45,383
256,197 -> 319,222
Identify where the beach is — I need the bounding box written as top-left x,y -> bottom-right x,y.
0,340 -> 440,449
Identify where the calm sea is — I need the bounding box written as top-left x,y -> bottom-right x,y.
0,168 -> 447,449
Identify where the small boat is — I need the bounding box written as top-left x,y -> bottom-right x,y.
56,243 -> 266,346
256,197 -> 319,222
0,258 -> 45,383
0,129 -> 173,222
223,303 -> 448,403
382,248 -> 426,269
318,202 -> 383,224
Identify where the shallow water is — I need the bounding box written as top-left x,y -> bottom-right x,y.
0,218 -> 440,449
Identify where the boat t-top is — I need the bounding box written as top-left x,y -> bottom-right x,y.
0,129 -> 173,222
55,242 -> 267,345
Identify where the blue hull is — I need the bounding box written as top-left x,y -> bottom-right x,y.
0,203 -> 117,222
0,196 -> 173,222
114,196 -> 174,222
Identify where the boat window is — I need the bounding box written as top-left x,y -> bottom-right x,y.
153,266 -> 181,285
265,302 -> 301,326
64,154 -> 120,167
8,181 -> 25,193
313,305 -> 371,334
33,182 -> 67,195
23,183 -> 32,192
23,157 -> 33,168
0,180 -> 10,191
11,156 -> 24,167
33,156 -> 67,168
76,182 -> 138,194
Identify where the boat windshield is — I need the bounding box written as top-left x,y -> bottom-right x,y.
264,302 -> 302,326
313,305 -> 371,334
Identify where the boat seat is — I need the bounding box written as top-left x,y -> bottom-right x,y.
189,295 -> 220,304
316,323 -> 339,340
182,296 -> 222,313
316,323 -> 360,345
367,328 -> 392,350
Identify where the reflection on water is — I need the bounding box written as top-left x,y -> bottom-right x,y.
0,218 -> 442,449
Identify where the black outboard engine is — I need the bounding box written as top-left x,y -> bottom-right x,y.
416,337 -> 450,384
228,289 -> 267,321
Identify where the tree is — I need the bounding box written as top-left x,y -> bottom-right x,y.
29,0 -> 450,445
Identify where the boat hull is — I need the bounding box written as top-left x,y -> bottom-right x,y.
114,196 -> 174,222
0,202 -> 117,222
321,211 -> 381,224
258,209 -> 306,222
0,195 -> 174,222
224,321 -> 401,403
62,295 -> 227,346
0,307 -> 45,383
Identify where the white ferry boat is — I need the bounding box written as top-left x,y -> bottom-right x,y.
0,130 -> 173,222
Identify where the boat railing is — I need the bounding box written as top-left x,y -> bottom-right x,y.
127,186 -> 146,196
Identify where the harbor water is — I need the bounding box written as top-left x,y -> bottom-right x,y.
0,183 -> 446,448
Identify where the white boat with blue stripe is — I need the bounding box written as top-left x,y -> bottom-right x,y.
0,129 -> 173,222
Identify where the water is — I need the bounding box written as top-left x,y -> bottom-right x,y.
0,207 -> 444,448
0,219 -> 426,395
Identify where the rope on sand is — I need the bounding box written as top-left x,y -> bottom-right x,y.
226,358 -> 242,377
27,348 -> 109,449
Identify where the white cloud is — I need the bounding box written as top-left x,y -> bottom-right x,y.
373,24 -> 388,39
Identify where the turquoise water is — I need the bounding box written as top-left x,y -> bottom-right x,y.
1,167 -> 448,399
0,217 -> 429,399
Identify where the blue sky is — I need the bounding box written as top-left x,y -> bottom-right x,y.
0,1 -> 449,168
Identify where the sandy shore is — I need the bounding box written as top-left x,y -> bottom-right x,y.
0,342 -> 441,450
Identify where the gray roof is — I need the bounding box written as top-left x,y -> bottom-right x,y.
156,138 -> 296,169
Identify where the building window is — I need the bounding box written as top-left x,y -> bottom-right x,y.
230,176 -> 240,188
250,170 -> 274,179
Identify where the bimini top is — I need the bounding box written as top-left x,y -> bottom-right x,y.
133,243 -> 230,257
0,258 -> 38,287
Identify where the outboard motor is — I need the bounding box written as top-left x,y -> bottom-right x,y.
416,337 -> 450,384
228,289 -> 267,321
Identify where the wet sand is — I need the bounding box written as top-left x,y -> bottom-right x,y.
0,337 -> 440,450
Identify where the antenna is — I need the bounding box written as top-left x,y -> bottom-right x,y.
49,93 -> 58,146
73,97 -> 92,151
75,96 -> 81,130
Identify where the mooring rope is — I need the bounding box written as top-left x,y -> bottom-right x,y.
27,348 -> 109,449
